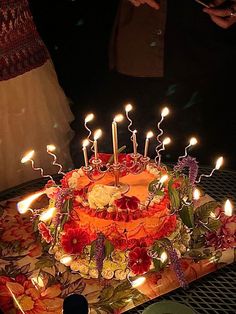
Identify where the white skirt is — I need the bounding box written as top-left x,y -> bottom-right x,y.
0,60 -> 74,191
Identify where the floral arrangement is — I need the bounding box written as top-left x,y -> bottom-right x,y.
17,153 -> 236,287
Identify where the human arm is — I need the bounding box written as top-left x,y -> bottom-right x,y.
203,0 -> 236,28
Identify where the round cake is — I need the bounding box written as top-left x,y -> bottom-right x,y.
33,159 -> 191,281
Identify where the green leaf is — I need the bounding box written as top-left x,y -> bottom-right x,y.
151,242 -> 168,272
194,201 -> 218,222
168,179 -> 180,211
105,239 -> 114,258
99,286 -> 115,301
61,199 -> 73,214
33,216 -> 40,233
35,257 -> 54,270
179,204 -> 194,228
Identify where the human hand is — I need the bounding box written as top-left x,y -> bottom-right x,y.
203,0 -> 236,28
128,0 -> 159,10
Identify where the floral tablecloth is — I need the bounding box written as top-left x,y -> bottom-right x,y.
0,197 -> 235,314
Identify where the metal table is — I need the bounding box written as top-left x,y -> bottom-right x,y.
0,168 -> 236,314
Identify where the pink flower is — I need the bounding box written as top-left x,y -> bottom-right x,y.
38,222 -> 53,243
206,214 -> 236,249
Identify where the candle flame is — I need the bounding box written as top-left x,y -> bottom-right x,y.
215,156 -> 223,170
47,144 -> 56,152
85,113 -> 94,123
114,114 -> 124,123
39,207 -> 56,222
163,137 -> 171,146
82,139 -> 90,148
131,277 -> 146,288
160,174 -> 168,184
125,104 -> 133,112
189,137 -> 198,146
224,199 -> 233,217
146,131 -> 154,139
17,191 -> 45,214
161,107 -> 170,117
160,251 -> 168,263
193,188 -> 201,200
60,256 -> 73,266
94,129 -> 102,140
21,150 -> 35,163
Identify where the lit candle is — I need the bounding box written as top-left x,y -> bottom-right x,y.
179,137 -> 198,160
132,130 -> 138,156
144,131 -> 154,158
196,156 -> 224,183
93,129 -> 102,160
84,113 -> 94,143
46,144 -> 65,175
39,207 -> 56,222
21,150 -> 53,180
112,114 -> 124,164
156,137 -> 171,166
17,191 -> 45,214
82,139 -> 90,167
125,103 -> 133,134
224,199 -> 233,217
156,107 -> 170,147
193,188 -> 201,201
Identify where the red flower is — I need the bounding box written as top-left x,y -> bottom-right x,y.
61,228 -> 90,254
115,196 -> 140,211
38,222 -> 53,243
128,247 -> 151,275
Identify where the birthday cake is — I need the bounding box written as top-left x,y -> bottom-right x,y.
17,108 -> 235,284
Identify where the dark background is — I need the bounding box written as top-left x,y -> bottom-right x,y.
29,0 -> 236,170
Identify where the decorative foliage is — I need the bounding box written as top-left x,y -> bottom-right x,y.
174,156 -> 199,185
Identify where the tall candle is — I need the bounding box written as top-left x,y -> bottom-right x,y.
144,131 -> 154,158
112,114 -> 123,164
132,130 -> 138,155
82,139 -> 90,167
93,129 -> 102,161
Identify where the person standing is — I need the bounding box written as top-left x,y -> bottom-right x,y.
0,0 -> 74,191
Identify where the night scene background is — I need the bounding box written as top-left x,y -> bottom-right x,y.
29,0 -> 236,170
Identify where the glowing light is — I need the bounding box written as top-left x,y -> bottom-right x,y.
146,131 -> 154,139
39,207 -> 56,222
114,114 -> 124,123
17,191 -> 45,214
131,277 -> 146,288
60,256 -> 73,266
94,129 -> 102,140
215,157 -> 224,170
46,144 -> 56,152
125,104 -> 133,112
85,113 -> 94,123
160,251 -> 168,263
193,188 -> 201,201
82,139 -> 90,147
224,199 -> 233,217
189,137 -> 198,146
160,174 -> 168,184
161,107 -> 169,117
163,137 -> 171,146
21,150 -> 35,163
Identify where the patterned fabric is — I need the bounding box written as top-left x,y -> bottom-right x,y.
0,0 -> 49,81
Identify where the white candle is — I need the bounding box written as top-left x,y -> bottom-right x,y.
82,139 -> 90,167
112,114 -> 123,164
144,131 -> 154,157
132,130 -> 138,155
93,129 -> 102,161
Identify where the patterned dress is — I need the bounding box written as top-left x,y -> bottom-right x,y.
0,0 -> 74,191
